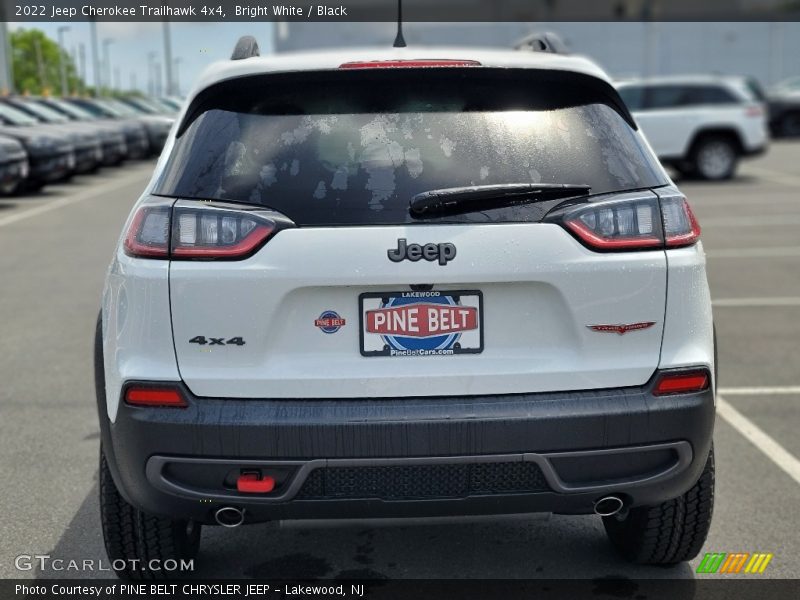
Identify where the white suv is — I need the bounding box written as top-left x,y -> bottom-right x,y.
95,42 -> 716,578
616,75 -> 768,180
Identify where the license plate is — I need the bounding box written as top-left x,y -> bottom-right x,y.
359,290 -> 483,357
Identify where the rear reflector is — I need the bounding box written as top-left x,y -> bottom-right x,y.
125,387 -> 187,408
653,370 -> 710,396
339,59 -> 481,69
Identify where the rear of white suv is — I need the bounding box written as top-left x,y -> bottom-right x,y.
95,48 -> 715,579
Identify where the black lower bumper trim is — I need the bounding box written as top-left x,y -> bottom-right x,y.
97,371 -> 714,523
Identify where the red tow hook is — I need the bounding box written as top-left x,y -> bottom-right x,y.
236,472 -> 276,493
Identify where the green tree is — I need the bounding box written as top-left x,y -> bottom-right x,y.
11,28 -> 83,95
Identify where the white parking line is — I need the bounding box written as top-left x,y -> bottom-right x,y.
719,386 -> 800,395
717,395 -> 800,485
706,246 -> 800,258
745,166 -> 800,188
0,166 -> 153,229
713,297 -> 800,307
701,215 -> 800,227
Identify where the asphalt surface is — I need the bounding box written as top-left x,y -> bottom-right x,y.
1,144 -> 799,582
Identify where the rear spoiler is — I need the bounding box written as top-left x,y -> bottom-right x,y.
177,67 -> 637,138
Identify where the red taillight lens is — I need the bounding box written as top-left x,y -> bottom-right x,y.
661,196 -> 701,248
124,201 -> 278,260
745,105 -> 764,117
125,386 -> 187,408
124,206 -> 170,258
339,59 -> 481,69
560,195 -> 700,252
562,197 -> 663,251
653,370 -> 710,396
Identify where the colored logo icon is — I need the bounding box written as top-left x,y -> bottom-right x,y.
697,552 -> 774,574
315,311 -> 346,334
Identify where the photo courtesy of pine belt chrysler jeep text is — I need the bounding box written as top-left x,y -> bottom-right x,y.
95,39 -> 716,579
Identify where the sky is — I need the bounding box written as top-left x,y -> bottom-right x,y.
10,21 -> 276,96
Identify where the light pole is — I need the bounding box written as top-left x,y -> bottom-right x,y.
154,62 -> 162,96
172,57 -> 183,97
162,22 -> 174,96
147,51 -> 157,96
0,6 -> 13,94
78,43 -> 86,95
89,19 -> 101,96
102,38 -> 114,96
57,26 -> 70,97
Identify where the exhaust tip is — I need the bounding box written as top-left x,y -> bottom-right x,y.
594,496 -> 624,517
215,506 -> 245,528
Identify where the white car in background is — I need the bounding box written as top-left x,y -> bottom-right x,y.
95,40 -> 716,578
616,75 -> 769,180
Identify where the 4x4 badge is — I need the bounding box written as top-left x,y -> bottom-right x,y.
387,238 -> 456,266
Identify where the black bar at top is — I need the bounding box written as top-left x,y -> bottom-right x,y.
2,0 -> 800,22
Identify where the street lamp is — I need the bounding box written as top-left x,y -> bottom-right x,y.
172,57 -> 183,97
89,19 -> 100,97
57,26 -> 70,97
147,51 -> 157,96
102,38 -> 114,95
163,22 -> 174,96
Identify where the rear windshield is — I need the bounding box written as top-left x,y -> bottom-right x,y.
155,69 -> 666,226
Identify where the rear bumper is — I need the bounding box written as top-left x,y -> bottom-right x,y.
742,143 -> 768,158
99,373 -> 715,524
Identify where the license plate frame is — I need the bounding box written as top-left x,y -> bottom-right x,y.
359,290 -> 484,357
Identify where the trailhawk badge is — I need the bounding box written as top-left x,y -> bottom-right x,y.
587,322 -> 656,335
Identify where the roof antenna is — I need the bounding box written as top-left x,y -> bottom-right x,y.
393,0 -> 406,48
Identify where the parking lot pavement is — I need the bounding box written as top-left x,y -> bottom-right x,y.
1,144 -> 799,581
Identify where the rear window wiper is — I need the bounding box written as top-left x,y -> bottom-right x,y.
409,183 -> 591,217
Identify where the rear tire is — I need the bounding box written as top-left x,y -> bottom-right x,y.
603,446 -> 714,565
691,136 -> 738,180
100,447 -> 201,579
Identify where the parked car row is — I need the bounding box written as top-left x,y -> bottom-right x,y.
0,95 -> 179,195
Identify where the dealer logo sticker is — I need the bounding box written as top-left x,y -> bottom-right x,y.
315,311 -> 346,334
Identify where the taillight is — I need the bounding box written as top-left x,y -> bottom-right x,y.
661,196 -> 701,247
124,206 -> 170,258
125,386 -> 187,408
653,369 -> 710,396
557,194 -> 700,252
745,105 -> 763,117
124,200 -> 284,260
171,206 -> 274,259
339,59 -> 481,69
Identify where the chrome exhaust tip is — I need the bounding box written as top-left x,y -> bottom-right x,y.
594,496 -> 624,517
214,506 -> 245,528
